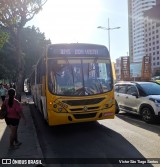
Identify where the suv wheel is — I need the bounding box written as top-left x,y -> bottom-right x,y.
141,106 -> 155,123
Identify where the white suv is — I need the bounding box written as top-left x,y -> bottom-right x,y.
115,81 -> 160,123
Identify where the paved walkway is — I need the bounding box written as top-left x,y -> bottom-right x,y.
0,94 -> 45,167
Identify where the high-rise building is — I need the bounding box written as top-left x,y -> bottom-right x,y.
144,1 -> 160,76
115,58 -> 121,81
128,0 -> 156,63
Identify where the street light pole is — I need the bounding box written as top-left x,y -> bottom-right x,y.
108,18 -> 110,53
97,18 -> 120,55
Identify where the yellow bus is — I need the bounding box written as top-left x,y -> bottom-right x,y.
29,43 -> 115,126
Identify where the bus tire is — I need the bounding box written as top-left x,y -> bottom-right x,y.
40,101 -> 44,115
115,101 -> 119,114
40,100 -> 48,124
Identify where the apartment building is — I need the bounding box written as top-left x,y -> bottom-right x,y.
115,58 -> 121,81
128,0 -> 156,63
144,1 -> 160,76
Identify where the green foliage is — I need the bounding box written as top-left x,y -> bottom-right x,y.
0,33 -> 17,80
0,0 -> 47,29
0,30 -> 9,49
21,26 -> 51,77
0,26 -> 50,81
0,0 -> 48,93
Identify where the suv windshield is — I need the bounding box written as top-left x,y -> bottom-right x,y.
139,82 -> 160,95
48,58 -> 112,96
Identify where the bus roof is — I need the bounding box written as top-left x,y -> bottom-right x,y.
47,43 -> 110,58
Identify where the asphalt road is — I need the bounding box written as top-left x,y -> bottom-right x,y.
29,104 -> 160,167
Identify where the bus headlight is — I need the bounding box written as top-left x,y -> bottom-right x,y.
58,108 -> 62,112
53,103 -> 68,113
52,101 -> 68,113
57,107 -> 68,113
53,104 -> 57,108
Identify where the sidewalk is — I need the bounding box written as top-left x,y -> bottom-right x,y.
0,94 -> 45,167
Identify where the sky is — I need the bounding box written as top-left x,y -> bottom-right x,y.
28,0 -> 129,62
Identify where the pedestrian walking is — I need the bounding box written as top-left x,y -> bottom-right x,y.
0,84 -> 8,102
1,88 -> 26,150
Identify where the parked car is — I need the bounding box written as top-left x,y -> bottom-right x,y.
151,76 -> 160,84
115,81 -> 160,123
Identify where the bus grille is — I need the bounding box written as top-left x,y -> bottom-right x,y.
62,98 -> 105,106
73,113 -> 97,119
70,106 -> 99,112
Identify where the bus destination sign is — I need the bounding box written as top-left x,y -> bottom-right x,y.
48,44 -> 109,57
60,49 -> 99,55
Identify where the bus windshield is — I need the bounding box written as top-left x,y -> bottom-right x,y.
48,58 -> 113,96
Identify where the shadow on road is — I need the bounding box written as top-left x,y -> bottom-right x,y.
0,122 -> 9,158
30,104 -> 155,167
116,111 -> 160,136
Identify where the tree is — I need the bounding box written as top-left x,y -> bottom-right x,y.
0,32 -> 18,81
21,26 -> 51,77
0,29 -> 9,49
0,0 -> 47,100
0,26 -> 50,83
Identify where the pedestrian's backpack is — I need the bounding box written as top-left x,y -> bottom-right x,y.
0,104 -> 7,119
